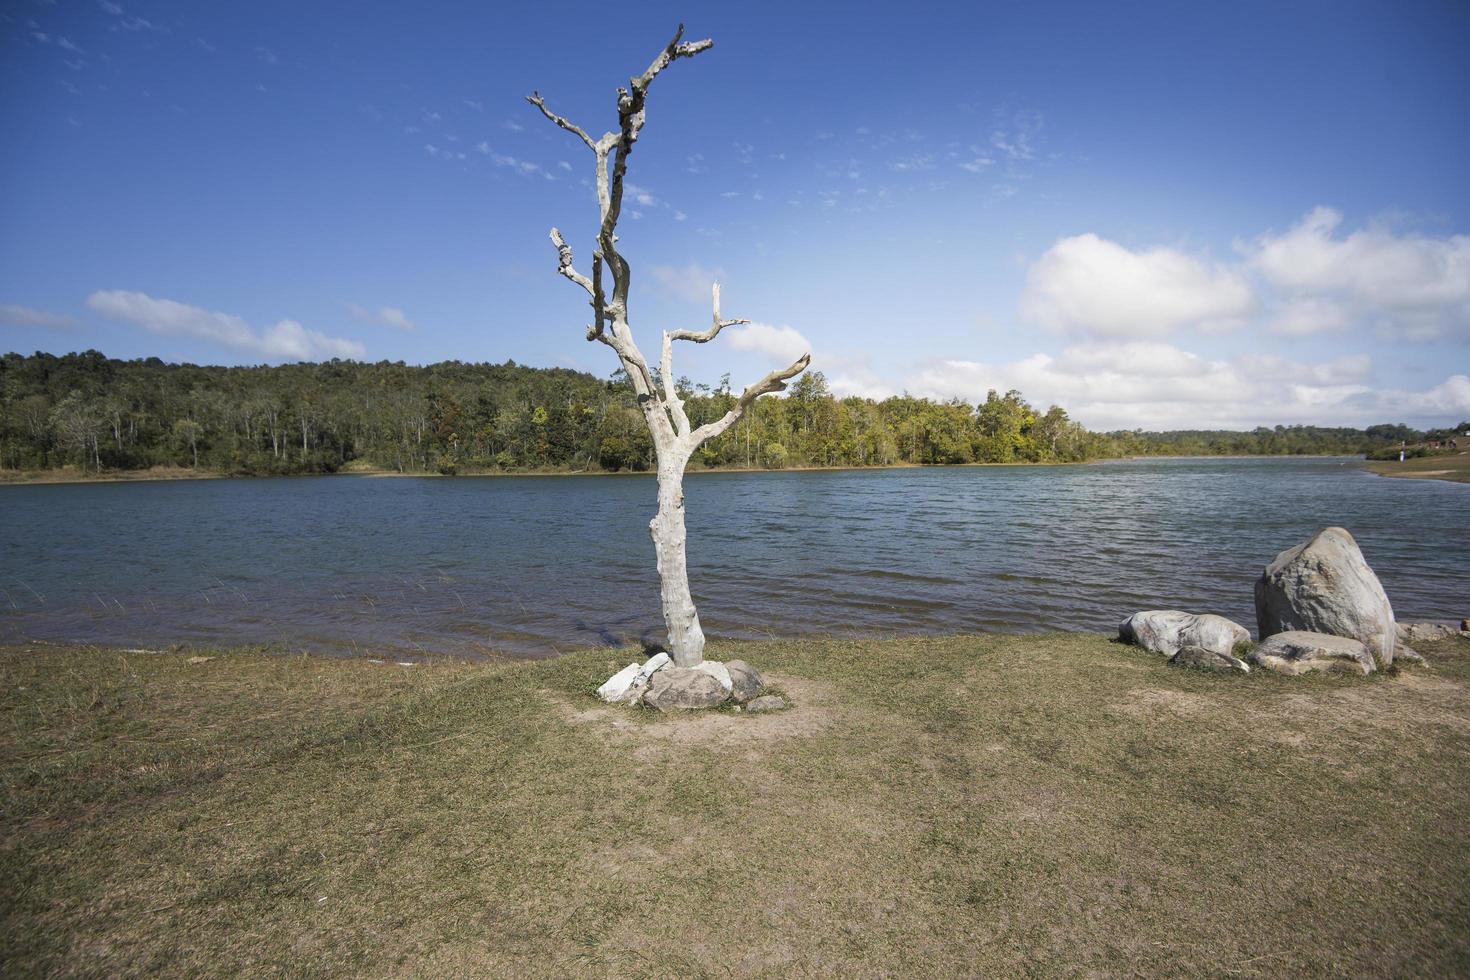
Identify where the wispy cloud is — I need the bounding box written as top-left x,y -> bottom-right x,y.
88,290 -> 365,360
647,263 -> 724,304
0,304 -> 76,329
348,304 -> 415,331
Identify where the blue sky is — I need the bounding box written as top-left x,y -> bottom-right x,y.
2,0 -> 1468,429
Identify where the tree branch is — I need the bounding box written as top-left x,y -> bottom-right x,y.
659,331 -> 690,436
669,282 -> 749,344
548,228 -> 594,297
690,352 -> 812,446
524,92 -> 596,151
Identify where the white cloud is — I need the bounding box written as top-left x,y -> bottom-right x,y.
0,303 -> 75,329
348,304 -> 415,331
1248,206 -> 1470,338
1020,233 -> 1257,337
901,341 -> 1468,430
725,323 -> 811,365
647,262 -> 723,304
87,291 -> 365,360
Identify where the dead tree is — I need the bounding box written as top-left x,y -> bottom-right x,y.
529,26 -> 810,668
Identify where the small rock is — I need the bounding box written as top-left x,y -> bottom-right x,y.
745,694 -> 787,713
642,667 -> 729,711
1248,630 -> 1375,676
1395,646 -> 1426,667
1169,645 -> 1249,673
1462,618 -> 1469,632
725,660 -> 765,703
1401,622 -> 1456,644
185,656 -> 214,665
1119,611 -> 1250,656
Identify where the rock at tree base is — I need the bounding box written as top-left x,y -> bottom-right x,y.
725,660 -> 765,703
1396,646 -> 1426,667
1119,611 -> 1250,656
1169,645 -> 1250,673
1248,630 -> 1375,676
692,660 -> 734,693
745,695 -> 787,713
596,652 -> 670,703
1254,527 -> 1396,668
642,667 -> 729,711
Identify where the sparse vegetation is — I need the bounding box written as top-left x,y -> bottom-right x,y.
4,633 -> 1468,976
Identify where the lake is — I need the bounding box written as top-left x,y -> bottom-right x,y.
1,458 -> 1466,659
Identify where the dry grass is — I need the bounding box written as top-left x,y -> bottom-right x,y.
3,633 -> 1468,977
1363,451 -> 1470,483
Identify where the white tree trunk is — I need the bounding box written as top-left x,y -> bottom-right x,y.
530,27 -> 809,669
651,449 -> 705,666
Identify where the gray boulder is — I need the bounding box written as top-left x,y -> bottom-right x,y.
1119,610 -> 1250,656
1399,622 -> 1456,644
725,660 -> 765,704
642,667 -> 729,711
1169,644 -> 1250,674
745,695 -> 787,713
1248,630 -> 1375,676
1254,527 -> 1396,668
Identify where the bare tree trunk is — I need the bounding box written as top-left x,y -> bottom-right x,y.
651,448 -> 704,664
530,27 -> 809,668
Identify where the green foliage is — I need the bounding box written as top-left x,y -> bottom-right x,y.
0,351 -> 1437,477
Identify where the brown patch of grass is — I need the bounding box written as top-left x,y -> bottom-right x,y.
2,634 -> 1469,977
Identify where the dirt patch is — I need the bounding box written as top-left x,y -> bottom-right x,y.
549,674 -> 843,753
1111,687 -> 1214,721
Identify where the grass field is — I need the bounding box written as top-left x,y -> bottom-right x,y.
3,633 -> 1468,977
1363,451 -> 1470,484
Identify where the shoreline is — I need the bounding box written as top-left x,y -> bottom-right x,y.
0,452 -> 1388,487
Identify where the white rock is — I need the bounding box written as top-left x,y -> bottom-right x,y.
596,652 -> 673,704
597,662 -> 643,703
1119,610 -> 1250,657
692,660 -> 734,692
639,652 -> 672,679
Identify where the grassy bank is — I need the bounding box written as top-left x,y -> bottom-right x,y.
4,633 -> 1469,976
1363,451 -> 1470,484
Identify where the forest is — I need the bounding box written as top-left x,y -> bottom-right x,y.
0,351 -> 1444,476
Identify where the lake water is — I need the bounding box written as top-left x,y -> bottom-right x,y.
1,458 -> 1466,659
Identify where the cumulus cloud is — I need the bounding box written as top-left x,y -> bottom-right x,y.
1247,207 -> 1470,339
647,262 -> 724,304
0,303 -> 75,329
87,291 -> 365,360
725,323 -> 811,364
901,341 -> 1467,430
348,304 -> 415,331
1020,233 -> 1256,337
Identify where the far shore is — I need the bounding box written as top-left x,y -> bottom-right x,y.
8,452 -> 1468,488
1362,451 -> 1470,485
0,453 -> 1397,488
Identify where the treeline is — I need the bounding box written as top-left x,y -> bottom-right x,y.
0,350 -> 1445,476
